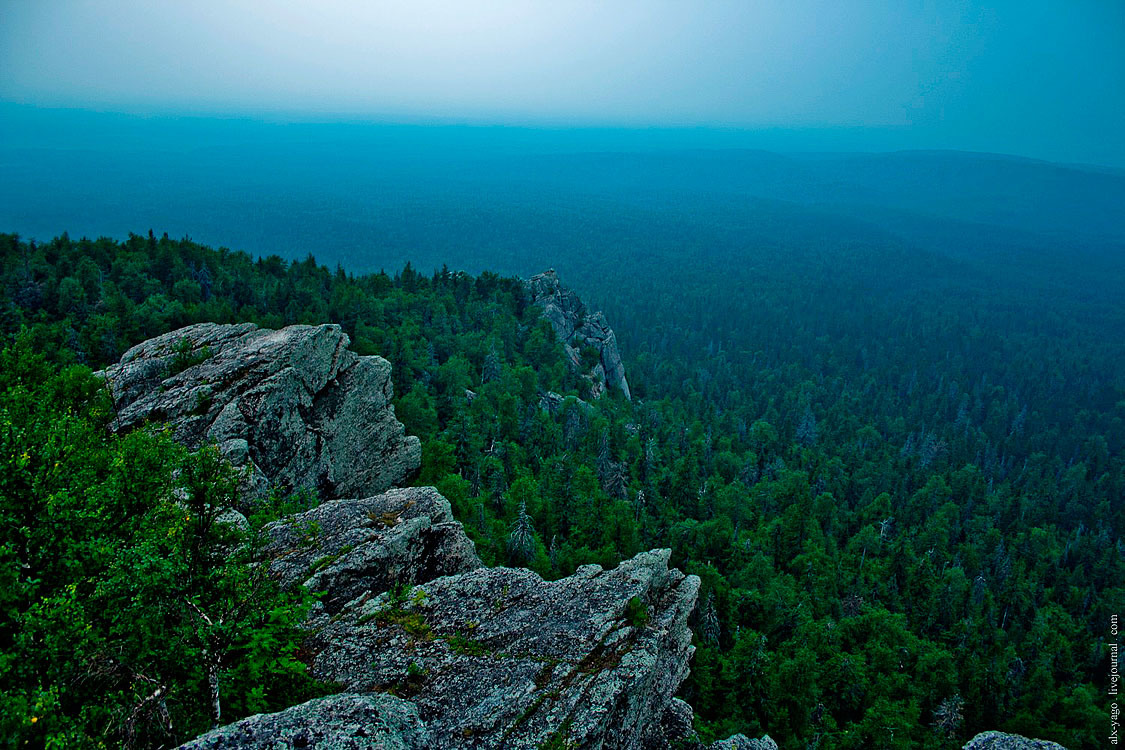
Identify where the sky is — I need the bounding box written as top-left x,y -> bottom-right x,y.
1,0 -> 1123,166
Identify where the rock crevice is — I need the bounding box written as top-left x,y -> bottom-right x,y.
305,545 -> 699,749
99,322 -> 421,503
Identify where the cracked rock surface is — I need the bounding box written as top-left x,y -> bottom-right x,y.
198,482 -> 705,749
307,548 -> 699,749
100,322 -> 420,503
963,732 -> 1068,750
263,487 -> 482,615
179,693 -> 431,749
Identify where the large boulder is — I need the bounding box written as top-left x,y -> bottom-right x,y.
706,735 -> 779,750
251,485 -> 703,749
964,731 -> 1068,750
642,698 -> 697,748
307,548 -> 699,749
100,322 -> 420,503
263,487 -> 482,615
178,693 -> 431,749
526,270 -> 631,400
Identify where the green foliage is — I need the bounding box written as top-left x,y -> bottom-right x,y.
538,718 -> 575,750
0,339 -> 329,747
375,596 -> 432,640
624,596 -> 650,629
166,337 -> 212,377
2,230 -> 1119,749
447,633 -> 490,657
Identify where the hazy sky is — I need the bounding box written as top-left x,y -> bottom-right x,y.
2,0 -> 1123,165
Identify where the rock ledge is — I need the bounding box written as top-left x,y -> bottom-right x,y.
100,322 -> 420,503
963,731 -> 1068,750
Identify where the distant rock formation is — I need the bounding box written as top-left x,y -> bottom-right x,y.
964,731 -> 1068,750
526,269 -> 631,400
99,322 -> 420,504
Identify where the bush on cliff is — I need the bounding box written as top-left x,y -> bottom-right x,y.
0,338 -> 328,747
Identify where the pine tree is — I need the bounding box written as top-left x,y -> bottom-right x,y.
507,500 -> 535,566
482,343 -> 501,384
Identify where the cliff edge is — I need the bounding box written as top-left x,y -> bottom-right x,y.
184,486 -> 703,749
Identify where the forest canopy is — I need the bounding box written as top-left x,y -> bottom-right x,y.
1,230 -> 1121,749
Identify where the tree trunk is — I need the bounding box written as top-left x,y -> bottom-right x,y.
208,651 -> 222,729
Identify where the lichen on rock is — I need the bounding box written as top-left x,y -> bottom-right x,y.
179,693 -> 431,749
304,547 -> 697,749
963,731 -> 1068,750
99,322 -> 420,504
262,486 -> 481,615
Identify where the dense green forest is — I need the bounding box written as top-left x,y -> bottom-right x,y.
2,229 -> 1121,749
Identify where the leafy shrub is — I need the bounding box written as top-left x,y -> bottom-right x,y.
624,596 -> 649,629
0,341 -> 330,747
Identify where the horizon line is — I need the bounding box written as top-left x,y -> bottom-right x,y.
2,101 -> 1122,172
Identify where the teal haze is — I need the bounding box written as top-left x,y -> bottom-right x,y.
1,0 -> 1123,166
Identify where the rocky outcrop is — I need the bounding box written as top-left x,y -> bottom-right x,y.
100,322 -> 420,504
306,548 -> 698,749
706,735 -> 779,750
642,699 -> 698,749
96,323 -> 754,749
526,270 -> 631,400
230,481 -> 703,750
180,693 -> 431,749
538,390 -> 590,415
308,548 -> 693,746
262,487 -> 481,615
964,732 -> 1067,750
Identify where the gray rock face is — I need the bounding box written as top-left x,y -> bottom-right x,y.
231,484 -> 703,749
526,270 -> 631,400
964,731 -> 1068,750
171,466 -> 774,749
707,735 -> 779,750
178,693 -> 431,749
642,698 -> 697,749
307,547 -> 698,749
100,322 -> 421,503
263,487 -> 481,615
